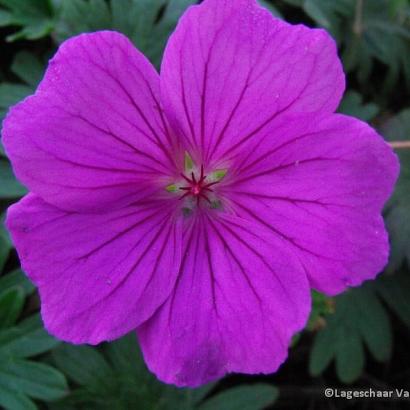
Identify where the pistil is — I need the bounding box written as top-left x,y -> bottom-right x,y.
179,165 -> 219,205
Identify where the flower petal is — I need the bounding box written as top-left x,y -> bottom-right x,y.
224,114 -> 399,295
160,0 -> 344,165
2,31 -> 175,212
6,194 -> 182,344
137,213 -> 310,387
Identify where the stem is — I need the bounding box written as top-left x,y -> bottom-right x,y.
353,0 -> 364,35
389,141 -> 410,149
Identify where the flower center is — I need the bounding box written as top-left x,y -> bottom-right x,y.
179,165 -> 219,205
165,152 -> 227,212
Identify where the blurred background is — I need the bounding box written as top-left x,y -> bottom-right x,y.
0,0 -> 409,409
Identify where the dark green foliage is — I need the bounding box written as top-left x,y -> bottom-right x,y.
0,268 -> 35,296
380,109 -> 410,271
0,213 -> 12,272
197,384 -> 279,410
309,284 -> 393,383
0,0 -> 55,41
375,270 -> 410,327
0,51 -> 44,123
278,0 -> 410,96
338,90 -> 380,121
0,287 -> 25,328
0,160 -> 27,198
259,0 -> 283,17
50,334 -> 278,410
0,0 -> 409,408
0,294 -> 65,409
310,271 -> 410,384
54,0 -> 196,67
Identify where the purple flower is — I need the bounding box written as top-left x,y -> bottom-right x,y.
1,0 -> 399,387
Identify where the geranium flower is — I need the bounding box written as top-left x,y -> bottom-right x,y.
2,0 -> 398,387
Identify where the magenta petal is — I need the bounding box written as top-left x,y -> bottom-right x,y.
225,114 -> 399,295
6,194 -> 182,344
160,0 -> 344,165
137,213 -> 310,387
2,31 -> 175,212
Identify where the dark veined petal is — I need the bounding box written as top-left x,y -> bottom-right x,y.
137,213 -> 310,387
6,194 -> 182,344
160,0 -> 344,166
223,114 -> 399,295
2,31 -> 176,212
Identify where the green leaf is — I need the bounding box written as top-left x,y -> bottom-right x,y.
52,344 -> 112,387
0,212 -> 11,247
279,0 -> 304,6
375,270 -> 410,327
198,384 -> 279,410
55,0 -> 111,42
0,159 -> 27,198
380,109 -> 410,271
0,0 -> 55,41
309,284 -> 393,383
104,333 -> 143,378
339,0 -> 410,92
0,382 -> 36,410
0,238 -> 10,274
56,0 -> 195,67
0,52 -> 43,128
0,83 -> 33,113
0,213 -> 12,272
0,359 -> 68,401
300,0 -> 353,39
0,269 -> 35,296
338,91 -> 380,121
0,235 -> 9,272
0,9 -> 12,26
303,0 -> 332,27
309,324 -> 337,376
355,287 -> 392,362
53,335 -> 277,410
142,0 -> 196,66
0,287 -> 25,329
187,383 -> 217,407
258,0 -> 283,17
11,51 -> 45,87
0,311 -> 64,406
0,314 -> 60,358
335,328 -> 365,384
52,333 -> 211,410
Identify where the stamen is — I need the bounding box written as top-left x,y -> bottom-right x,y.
179,191 -> 190,201
203,181 -> 219,189
170,163 -> 226,207
199,193 -> 212,204
181,173 -> 191,184
200,165 -> 204,182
